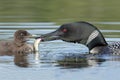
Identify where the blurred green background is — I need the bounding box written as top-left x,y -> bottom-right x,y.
0,0 -> 120,23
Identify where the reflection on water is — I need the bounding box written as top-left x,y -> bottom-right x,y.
0,22 -> 119,80
56,55 -> 106,69
14,52 -> 40,67
14,52 -> 30,67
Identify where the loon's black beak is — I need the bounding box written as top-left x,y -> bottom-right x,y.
36,30 -> 63,42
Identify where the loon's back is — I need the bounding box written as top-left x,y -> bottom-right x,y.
108,42 -> 120,55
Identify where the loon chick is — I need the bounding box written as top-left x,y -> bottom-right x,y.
0,30 -> 38,56
14,38 -> 41,67
36,21 -> 120,55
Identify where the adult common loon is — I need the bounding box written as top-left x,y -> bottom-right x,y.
36,21 -> 120,55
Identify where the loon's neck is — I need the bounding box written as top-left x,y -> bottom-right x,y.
86,30 -> 108,54
14,40 -> 25,47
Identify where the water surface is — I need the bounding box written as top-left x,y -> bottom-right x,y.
0,22 -> 119,80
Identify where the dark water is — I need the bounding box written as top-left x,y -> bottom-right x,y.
0,22 -> 119,80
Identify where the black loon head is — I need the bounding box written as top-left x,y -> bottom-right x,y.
37,21 -> 108,53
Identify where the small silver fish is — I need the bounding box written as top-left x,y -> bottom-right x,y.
34,38 -> 41,52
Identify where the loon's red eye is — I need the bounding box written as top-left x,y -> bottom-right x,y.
62,28 -> 67,33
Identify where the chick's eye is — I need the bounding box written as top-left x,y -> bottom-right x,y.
62,28 -> 67,33
20,33 -> 24,36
